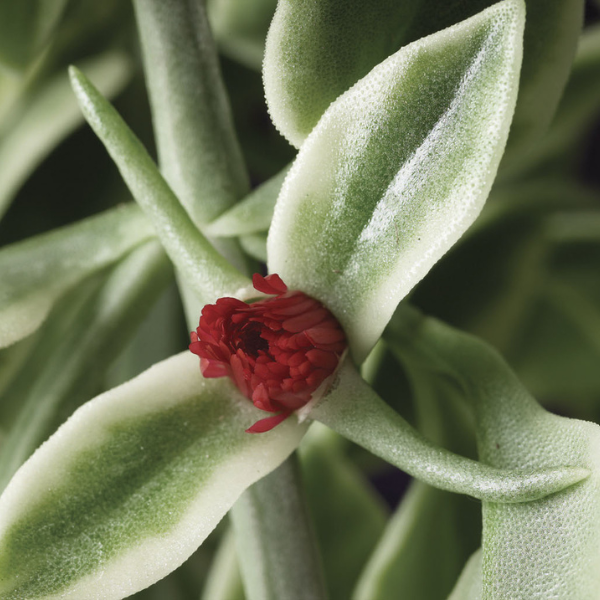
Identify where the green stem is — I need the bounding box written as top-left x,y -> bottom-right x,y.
231,454 -> 328,600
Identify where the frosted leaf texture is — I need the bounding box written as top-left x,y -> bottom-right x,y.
0,353 -> 306,599
268,0 -> 524,363
264,0 -> 582,158
400,316 -> 600,599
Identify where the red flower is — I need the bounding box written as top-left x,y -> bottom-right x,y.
189,274 -> 346,433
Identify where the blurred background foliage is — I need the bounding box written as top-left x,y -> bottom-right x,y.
0,0 -> 599,598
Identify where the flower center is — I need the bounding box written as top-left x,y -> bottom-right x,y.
236,322 -> 269,357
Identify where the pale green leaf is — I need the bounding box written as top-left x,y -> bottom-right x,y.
389,308 -> 600,598
201,529 -> 245,600
312,360 -> 588,503
448,550 -> 482,600
231,454 -> 327,600
0,352 -> 307,599
69,67 -> 250,305
0,0 -> 69,69
208,0 -> 277,70
354,351 -> 479,600
264,0 -> 580,153
0,203 -> 153,349
0,240 -> 172,491
354,482 -> 475,600
300,424 -> 388,600
133,0 -> 249,227
268,1 -> 524,362
205,165 -> 290,237
0,52 -> 131,221
239,233 -> 267,263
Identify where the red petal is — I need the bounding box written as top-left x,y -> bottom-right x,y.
305,327 -> 345,345
282,308 -> 328,333
253,273 -> 288,295
305,349 -> 339,370
200,358 -> 229,378
246,411 -> 292,433
231,353 -> 250,397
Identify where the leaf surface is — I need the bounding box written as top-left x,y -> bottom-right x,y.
0,352 -> 306,599
264,0 -> 581,157
268,1 -> 524,361
390,308 -> 600,599
0,204 -> 153,349
70,67 -> 250,305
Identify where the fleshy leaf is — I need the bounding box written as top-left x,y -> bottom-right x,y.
0,203 -> 154,349
231,455 -> 327,600
354,350 -> 480,600
205,165 -> 290,237
354,482 -> 476,600
448,550 -> 483,600
268,0 -> 525,362
201,529 -> 245,600
312,361 -> 588,503
0,352 -> 306,599
264,0 -> 581,154
0,52 -> 132,222
389,307 -> 600,598
133,0 -> 249,227
69,67 -> 250,305
299,424 -> 387,600
0,240 -> 172,491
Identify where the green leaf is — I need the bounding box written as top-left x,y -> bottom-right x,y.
231,454 -> 327,600
133,0 -> 249,227
300,424 -> 388,600
389,308 -> 600,598
0,203 -> 154,349
268,0 -> 525,362
69,67 -> 250,305
447,550 -> 482,600
0,352 -> 307,599
0,240 -> 172,491
201,529 -> 245,600
312,360 -> 588,503
354,482 -> 476,600
354,350 -> 480,600
239,233 -> 267,263
0,0 -> 69,69
264,0 -> 580,153
0,52 -> 131,222
208,0 -> 277,70
205,165 -> 290,237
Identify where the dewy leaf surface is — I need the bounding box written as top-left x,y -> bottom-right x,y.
0,203 -> 154,349
0,352 -> 307,600
70,67 -> 250,305
390,309 -> 600,599
264,0 -> 581,155
133,0 -> 249,227
312,361 -> 587,504
268,0 -> 524,362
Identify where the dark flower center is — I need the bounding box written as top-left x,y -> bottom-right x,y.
236,322 -> 269,357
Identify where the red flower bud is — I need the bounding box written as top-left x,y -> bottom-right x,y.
189,274 -> 347,433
